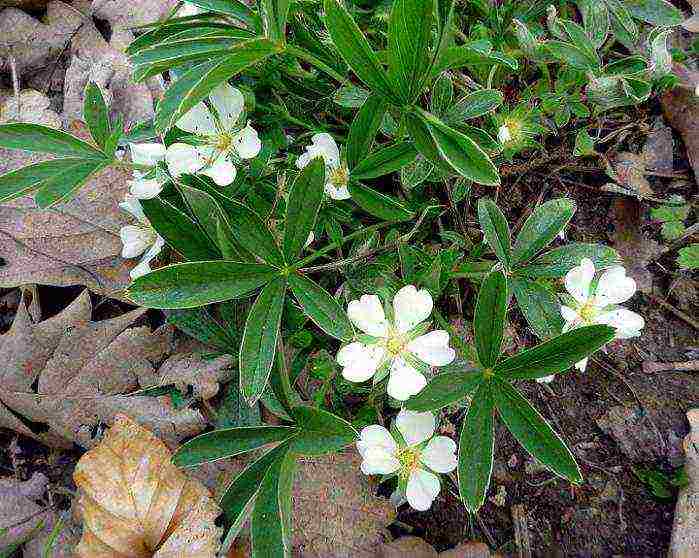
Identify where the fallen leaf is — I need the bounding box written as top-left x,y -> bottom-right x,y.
159,353 -> 235,401
0,289 -> 209,448
292,452 -> 395,557
0,473 -> 51,551
603,151 -> 655,199
642,117 -> 675,173
73,414 -> 222,557
662,65 -> 699,178
0,89 -> 62,127
611,198 -> 663,294
91,0 -> 180,38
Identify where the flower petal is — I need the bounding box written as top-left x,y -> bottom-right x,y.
405,468 -> 440,511
233,123 -> 262,159
297,132 -> 340,169
420,436 -> 457,473
595,308 -> 645,339
120,225 -> 151,258
209,82 -> 244,130
593,266 -> 637,307
130,237 -> 164,280
202,152 -> 237,186
337,342 -> 386,382
356,424 -> 399,474
175,101 -> 218,135
118,194 -> 146,222
129,142 -> 165,167
393,285 -> 434,333
165,143 -> 208,176
565,258 -> 595,304
575,357 -> 588,372
325,182 -> 351,200
387,358 -> 427,401
395,408 -> 435,447
536,374 -> 555,383
129,178 -> 162,199
406,330 -> 455,367
347,294 -> 389,337
560,304 -> 580,325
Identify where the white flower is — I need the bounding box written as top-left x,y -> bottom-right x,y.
357,409 -> 457,511
128,142 -> 166,199
538,258 -> 644,382
165,83 -> 262,186
336,285 -> 456,401
304,231 -> 314,249
119,194 -> 165,279
297,132 -> 350,200
497,124 -> 512,144
177,2 -> 203,17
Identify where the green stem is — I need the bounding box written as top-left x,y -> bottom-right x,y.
285,45 -> 347,84
294,221 -> 397,270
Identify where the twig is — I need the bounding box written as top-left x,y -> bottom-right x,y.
646,293 -> 699,330
511,504 -> 532,558
475,511 -> 497,549
643,360 -> 699,373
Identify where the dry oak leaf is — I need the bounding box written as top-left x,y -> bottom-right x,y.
74,414 -> 222,557
0,289 -> 207,449
292,452 -> 395,558
662,66 -> 699,179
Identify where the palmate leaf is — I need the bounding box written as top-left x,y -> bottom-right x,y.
283,158 -> 325,262
288,406 -> 358,455
154,38 -> 280,132
493,378 -> 582,483
131,36 -> 247,69
346,95 -> 387,170
477,199 -> 511,269
445,89 -> 504,123
511,198 -> 576,266
348,182 -> 413,222
83,82 -> 110,150
127,261 -> 278,309
0,123 -> 106,159
351,142 -> 418,180
518,242 -> 620,278
288,274 -> 353,341
240,277 -> 287,406
33,159 -> 111,209
511,277 -> 564,340
405,368 -> 483,411
186,0 -> 261,28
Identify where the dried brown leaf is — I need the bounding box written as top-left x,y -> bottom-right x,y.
662,66 -> 699,179
292,452 -> 395,557
74,414 -> 222,557
159,353 -> 235,401
0,289 -> 210,448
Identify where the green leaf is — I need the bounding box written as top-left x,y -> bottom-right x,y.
458,381 -> 495,512
220,443 -> 289,549
0,158 -> 98,204
493,378 -> 582,483
404,111 -> 457,176
323,0 -> 398,101
288,274 -> 353,341
333,84 -> 370,108
155,38 -> 279,132
83,82 -> 110,150
127,261 -> 278,309
474,270 -> 508,368
604,0 -> 638,43
348,182 -> 413,221
511,277 -> 564,340
445,89 -> 503,123
141,196 -> 221,261
678,243 -> 699,270
405,368 -> 483,411
187,0 -> 260,28
624,0 -> 683,25
387,0 -> 433,102
477,199 -> 511,268
518,242 -> 620,278
283,158 -> 325,262
259,0 -> 290,41
413,108 -> 499,185
494,325 -> 615,380
0,123 -> 106,159
33,159 -> 109,208
288,406 -> 358,455
512,198 -> 576,266
166,307 -> 238,352
251,447 -> 296,558
240,277 -> 287,405
346,95 -> 387,170
173,426 -> 297,467
351,142 -> 418,180
546,41 -> 600,71
131,37 -> 241,69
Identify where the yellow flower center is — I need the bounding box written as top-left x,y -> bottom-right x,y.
385,335 -> 405,356
214,132 -> 233,153
503,118 -> 522,138
329,164 -> 349,188
397,447 -> 422,479
578,301 -> 598,322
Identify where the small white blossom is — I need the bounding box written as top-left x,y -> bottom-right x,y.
119,194 -> 165,279
538,258 -> 644,382
128,142 -> 167,199
166,83 -> 262,186
297,132 -> 351,200
337,285 -> 456,401
357,409 -> 457,511
177,2 -> 203,17
497,124 -> 512,144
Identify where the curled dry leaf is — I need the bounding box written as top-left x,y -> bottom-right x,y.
0,289 -> 208,448
292,452 -> 395,557
74,414 -> 222,557
0,89 -> 62,127
159,353 -> 235,401
0,473 -> 50,551
662,66 -> 699,179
